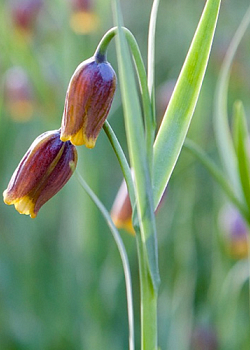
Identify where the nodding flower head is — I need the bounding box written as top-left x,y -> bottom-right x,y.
3,129 -> 77,218
60,56 -> 116,148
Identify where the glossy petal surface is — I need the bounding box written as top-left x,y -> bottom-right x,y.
61,57 -> 116,147
3,130 -> 77,218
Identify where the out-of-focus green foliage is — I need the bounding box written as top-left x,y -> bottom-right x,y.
1,0 -> 250,349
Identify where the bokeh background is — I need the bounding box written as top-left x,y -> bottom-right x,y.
1,0 -> 250,349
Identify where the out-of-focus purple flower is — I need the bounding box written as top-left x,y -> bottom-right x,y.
191,326 -> 218,350
70,0 -> 92,11
60,56 -> 116,148
69,0 -> 99,34
3,130 -> 77,218
4,66 -> 34,122
11,0 -> 43,35
219,204 -> 249,259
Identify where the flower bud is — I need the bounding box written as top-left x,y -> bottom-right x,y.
111,174 -> 167,235
3,130 -> 77,218
60,56 -> 116,148
110,179 -> 135,235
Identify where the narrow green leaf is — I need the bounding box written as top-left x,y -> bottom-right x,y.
113,0 -> 160,290
184,139 -> 249,222
214,5 -> 250,198
148,0 -> 160,111
233,101 -> 250,213
153,0 -> 221,209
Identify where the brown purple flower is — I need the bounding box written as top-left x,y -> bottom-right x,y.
60,56 -> 116,148
3,130 -> 77,218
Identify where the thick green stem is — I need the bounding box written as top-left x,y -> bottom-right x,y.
103,122 -> 158,348
95,27 -> 154,166
136,235 -> 158,350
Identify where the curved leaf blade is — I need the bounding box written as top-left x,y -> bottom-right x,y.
214,5 -> 250,197
113,0 -> 160,291
153,0 -> 221,209
233,101 -> 250,213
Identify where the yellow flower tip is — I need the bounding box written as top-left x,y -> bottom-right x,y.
111,215 -> 135,236
3,190 -> 12,205
60,134 -> 70,143
84,137 -> 96,149
61,129 -> 96,148
14,196 -> 36,218
3,191 -> 37,218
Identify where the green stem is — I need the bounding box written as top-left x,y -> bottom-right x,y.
184,139 -> 250,222
136,235 -> 158,350
103,121 -> 135,206
103,122 -> 158,349
75,170 -> 135,350
95,27 -> 154,165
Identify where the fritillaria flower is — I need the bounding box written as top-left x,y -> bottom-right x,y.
191,326 -> 218,350
60,56 -> 116,148
110,178 -> 135,235
11,0 -> 43,36
219,204 -> 249,259
69,0 -> 99,34
4,66 -> 34,122
111,174 -> 167,235
3,130 -> 77,218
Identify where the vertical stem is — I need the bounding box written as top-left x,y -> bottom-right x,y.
75,170 -> 135,350
137,235 -> 158,350
104,120 -> 158,349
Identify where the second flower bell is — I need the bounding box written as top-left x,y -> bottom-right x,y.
60,55 -> 116,148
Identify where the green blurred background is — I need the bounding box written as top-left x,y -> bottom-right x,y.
1,0 -> 250,349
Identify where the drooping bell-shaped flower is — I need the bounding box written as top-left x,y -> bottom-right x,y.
3,129 -> 77,218
60,55 -> 116,148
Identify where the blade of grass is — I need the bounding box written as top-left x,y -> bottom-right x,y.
113,1 -> 160,348
232,101 -> 250,213
148,0 -> 160,122
112,0 -> 160,291
184,139 -> 249,222
153,0 -> 221,209
214,5 -> 250,197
